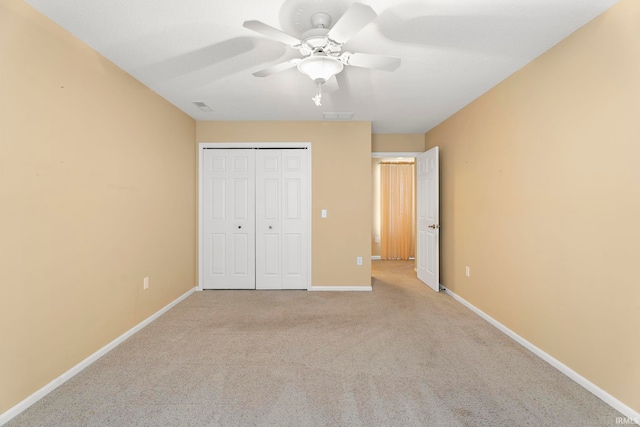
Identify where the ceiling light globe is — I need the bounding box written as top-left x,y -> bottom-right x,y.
297,56 -> 344,84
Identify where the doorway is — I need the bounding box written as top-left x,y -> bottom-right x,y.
371,152 -> 421,260
374,158 -> 415,260
372,149 -> 440,292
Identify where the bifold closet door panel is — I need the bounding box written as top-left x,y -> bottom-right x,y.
203,149 -> 256,289
256,149 -> 309,290
256,150 -> 282,289
281,150 -> 309,290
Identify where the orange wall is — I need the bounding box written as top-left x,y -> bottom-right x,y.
197,121 -> 372,288
0,0 -> 196,413
425,0 -> 640,413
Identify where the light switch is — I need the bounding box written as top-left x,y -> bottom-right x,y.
321,209 -> 327,218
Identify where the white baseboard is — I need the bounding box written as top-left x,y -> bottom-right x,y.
308,286 -> 372,292
0,286 -> 197,426
371,256 -> 382,260
442,286 -> 640,424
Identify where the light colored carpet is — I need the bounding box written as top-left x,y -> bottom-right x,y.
8,261 -> 621,426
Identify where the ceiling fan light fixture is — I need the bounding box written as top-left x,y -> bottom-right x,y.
297,55 -> 344,84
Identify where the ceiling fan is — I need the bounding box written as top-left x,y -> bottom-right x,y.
243,3 -> 401,106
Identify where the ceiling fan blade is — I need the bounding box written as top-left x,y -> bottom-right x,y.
252,59 -> 301,77
243,20 -> 302,46
326,3 -> 377,45
343,53 -> 401,71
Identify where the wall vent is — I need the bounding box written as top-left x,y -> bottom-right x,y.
193,101 -> 212,112
323,112 -> 354,120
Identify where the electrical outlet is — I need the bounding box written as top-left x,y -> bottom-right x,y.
357,256 -> 363,266
143,276 -> 149,289
465,266 -> 470,277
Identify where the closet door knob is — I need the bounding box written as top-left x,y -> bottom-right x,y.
269,226 -> 272,229
238,226 -> 242,229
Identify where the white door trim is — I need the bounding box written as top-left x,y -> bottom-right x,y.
198,142 -> 312,291
371,152 -> 423,158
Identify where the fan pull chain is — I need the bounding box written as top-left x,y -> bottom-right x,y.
312,82 -> 322,106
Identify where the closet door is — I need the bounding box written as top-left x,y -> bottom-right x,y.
203,149 -> 256,289
256,149 -> 308,290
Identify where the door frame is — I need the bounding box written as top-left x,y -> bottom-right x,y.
371,151 -> 423,260
198,142 -> 312,291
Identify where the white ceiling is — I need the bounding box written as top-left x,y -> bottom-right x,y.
24,0 -> 618,134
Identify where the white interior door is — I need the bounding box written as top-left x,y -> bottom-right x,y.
416,147 -> 440,292
203,149 -> 256,289
255,149 -> 308,290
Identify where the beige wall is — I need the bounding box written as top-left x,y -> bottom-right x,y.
425,0 -> 640,413
372,134 -> 425,153
0,0 -> 196,413
197,121 -> 372,288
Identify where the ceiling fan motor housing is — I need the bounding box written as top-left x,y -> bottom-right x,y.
300,12 -> 344,56
310,12 -> 331,29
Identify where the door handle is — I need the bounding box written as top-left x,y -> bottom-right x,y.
269,226 -> 272,229
428,224 -> 440,229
